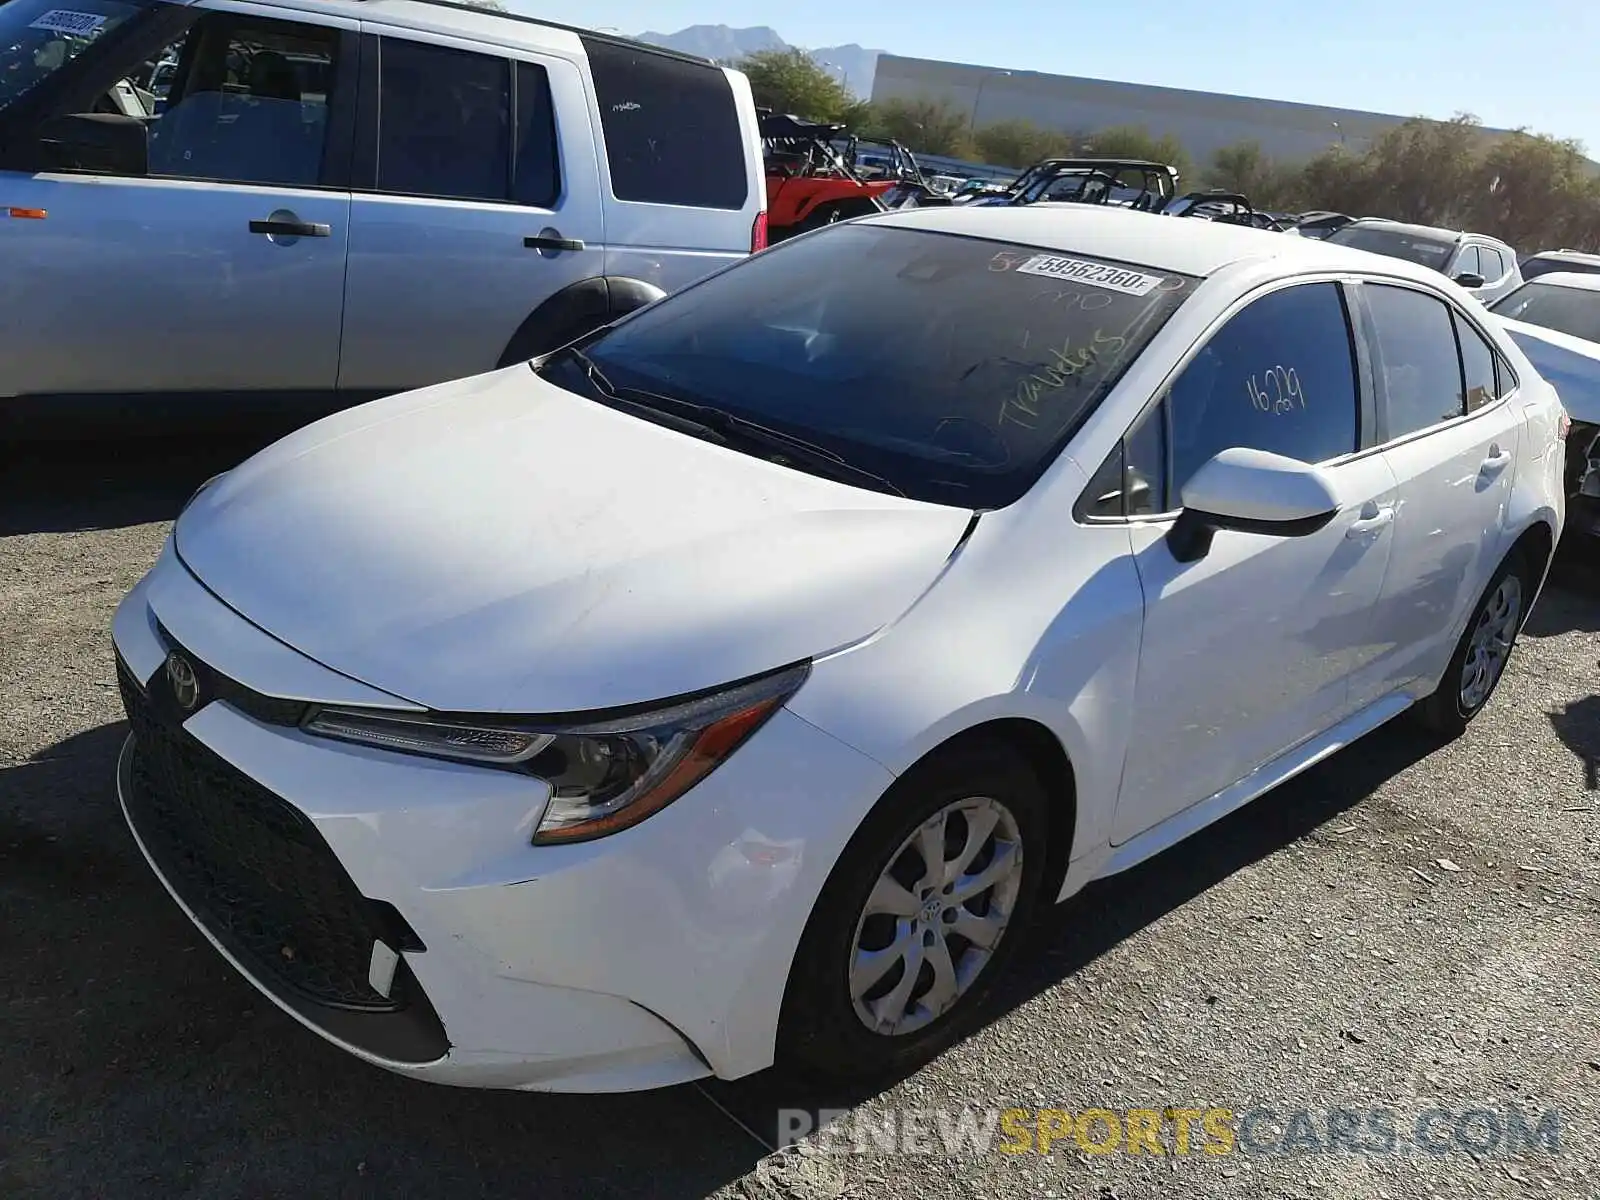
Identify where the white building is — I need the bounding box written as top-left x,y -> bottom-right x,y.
871,53 -> 1531,166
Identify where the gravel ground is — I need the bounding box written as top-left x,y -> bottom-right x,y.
2,436 -> 1597,1200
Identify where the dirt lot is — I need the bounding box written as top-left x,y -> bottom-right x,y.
2,437 -> 1597,1200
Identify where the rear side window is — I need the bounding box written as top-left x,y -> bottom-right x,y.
1365,284 -> 1466,439
581,37 -> 748,209
1453,311 -> 1499,412
377,39 -> 510,202
374,41 -> 561,207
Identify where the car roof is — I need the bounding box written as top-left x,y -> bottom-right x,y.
1526,248 -> 1600,265
1518,270 -> 1600,292
187,0 -> 716,64
868,204 -> 1453,283
1341,216 -> 1470,243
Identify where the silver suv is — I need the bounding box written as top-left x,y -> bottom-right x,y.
1326,218 -> 1522,305
0,0 -> 767,434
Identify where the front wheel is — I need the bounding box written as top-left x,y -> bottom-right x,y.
1412,550 -> 1532,737
777,743 -> 1048,1081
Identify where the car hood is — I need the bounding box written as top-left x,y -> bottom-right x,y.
174,366 -> 974,714
1498,317 -> 1600,424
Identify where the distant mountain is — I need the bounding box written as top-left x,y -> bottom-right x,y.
634,25 -> 882,98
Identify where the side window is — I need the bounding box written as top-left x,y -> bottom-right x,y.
1453,311 -> 1499,412
1167,282 -> 1359,499
1365,284 -> 1467,439
377,39 -> 509,202
513,61 -> 560,208
1079,404 -> 1168,520
580,36 -> 748,209
1479,245 -> 1506,282
147,17 -> 338,186
1453,245 -> 1482,280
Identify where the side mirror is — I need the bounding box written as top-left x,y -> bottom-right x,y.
1167,447 -> 1341,563
33,112 -> 148,176
1453,271 -> 1487,290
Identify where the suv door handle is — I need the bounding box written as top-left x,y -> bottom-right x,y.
524,233 -> 585,252
249,217 -> 330,238
1346,502 -> 1395,538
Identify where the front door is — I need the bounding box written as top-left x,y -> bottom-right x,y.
1347,281 -> 1524,700
335,32 -> 604,393
1113,279 -> 1400,843
0,3 -> 356,402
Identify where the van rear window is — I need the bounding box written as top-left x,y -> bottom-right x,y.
581,37 -> 748,210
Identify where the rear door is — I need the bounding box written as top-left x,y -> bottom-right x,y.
1347,280 -> 1523,700
335,28 -> 602,394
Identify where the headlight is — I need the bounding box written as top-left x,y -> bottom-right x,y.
301,662 -> 810,845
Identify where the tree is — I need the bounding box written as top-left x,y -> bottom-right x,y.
865,97 -> 975,158
737,48 -> 852,123
1205,141 -> 1306,210
1466,130 -> 1594,249
972,119 -> 1077,170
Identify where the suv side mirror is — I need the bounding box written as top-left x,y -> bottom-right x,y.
34,113 -> 148,176
1453,270 -> 1487,290
1167,447 -> 1340,563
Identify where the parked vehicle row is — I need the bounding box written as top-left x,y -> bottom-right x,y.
0,0 -> 768,433
1488,272 -> 1600,537
110,204 -> 1565,1094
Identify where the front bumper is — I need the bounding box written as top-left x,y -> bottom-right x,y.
111,540 -> 896,1090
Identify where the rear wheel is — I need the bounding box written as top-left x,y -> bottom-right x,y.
777,742 -> 1048,1080
1412,549 -> 1533,737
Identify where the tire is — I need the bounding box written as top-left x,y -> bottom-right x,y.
777,740 -> 1049,1081
1411,548 -> 1534,738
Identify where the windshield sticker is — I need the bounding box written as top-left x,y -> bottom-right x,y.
1015,254 -> 1164,296
28,8 -> 107,34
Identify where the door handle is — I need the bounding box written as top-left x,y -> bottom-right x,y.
1346,503 -> 1395,538
249,217 -> 330,238
524,233 -> 585,252
1480,444 -> 1513,473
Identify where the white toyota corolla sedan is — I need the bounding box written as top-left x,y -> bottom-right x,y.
111,206 -> 1566,1093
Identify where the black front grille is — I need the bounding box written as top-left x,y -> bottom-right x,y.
118,656 -> 407,1013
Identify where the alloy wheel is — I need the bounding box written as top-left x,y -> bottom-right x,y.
847,797 -> 1024,1037
1460,574 -> 1523,711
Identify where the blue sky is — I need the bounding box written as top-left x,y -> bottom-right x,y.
527,0 -> 1599,151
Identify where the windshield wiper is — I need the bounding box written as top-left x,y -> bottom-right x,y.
553,348 -> 907,498
553,346 -> 730,447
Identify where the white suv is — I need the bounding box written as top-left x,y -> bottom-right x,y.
0,0 -> 767,434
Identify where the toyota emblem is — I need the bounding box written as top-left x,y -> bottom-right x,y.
164,651 -> 200,711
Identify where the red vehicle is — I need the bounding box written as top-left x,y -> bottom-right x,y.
759,110 -> 946,241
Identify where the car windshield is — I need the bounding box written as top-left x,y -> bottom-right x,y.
545,224 -> 1199,509
1325,224 -> 1457,270
0,0 -> 148,109
1490,280 -> 1600,343
1520,257 -> 1600,283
